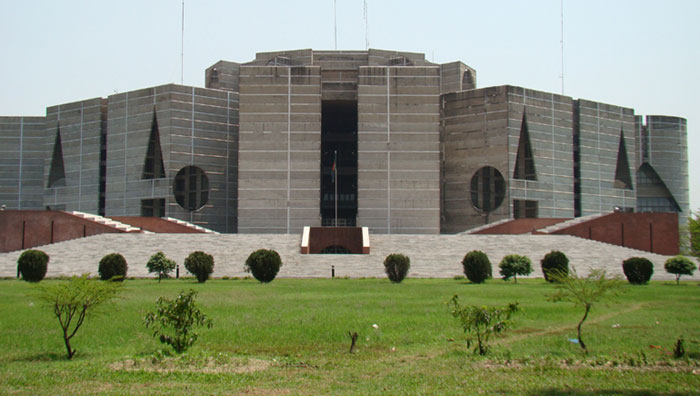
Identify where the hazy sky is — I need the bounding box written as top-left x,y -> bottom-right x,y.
1,0 -> 697,213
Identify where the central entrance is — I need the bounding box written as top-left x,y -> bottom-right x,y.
321,100 -> 358,226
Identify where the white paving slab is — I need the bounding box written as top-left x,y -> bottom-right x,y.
0,233 -> 694,281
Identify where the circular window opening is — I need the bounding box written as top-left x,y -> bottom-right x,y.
173,166 -> 209,211
470,166 -> 505,212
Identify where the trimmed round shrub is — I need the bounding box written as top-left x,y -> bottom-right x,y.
622,257 -> 654,285
462,250 -> 492,284
245,249 -> 282,283
384,253 -> 410,283
98,253 -> 128,281
184,251 -> 215,283
17,249 -> 49,282
498,254 -> 533,283
541,251 -> 569,283
664,255 -> 697,285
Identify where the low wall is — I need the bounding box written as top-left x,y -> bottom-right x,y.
542,212 -> 679,255
0,210 -> 125,253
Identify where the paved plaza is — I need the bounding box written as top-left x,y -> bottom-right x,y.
0,233 -> 691,282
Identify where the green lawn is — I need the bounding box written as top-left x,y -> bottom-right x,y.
1,277 -> 699,395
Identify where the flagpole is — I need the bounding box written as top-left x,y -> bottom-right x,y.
333,150 -> 338,227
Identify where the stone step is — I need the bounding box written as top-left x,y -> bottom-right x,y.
164,217 -> 219,234
69,211 -> 142,233
0,233 -> 688,282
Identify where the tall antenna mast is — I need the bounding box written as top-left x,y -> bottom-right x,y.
364,0 -> 369,50
560,0 -> 564,94
181,0 -> 185,85
334,0 -> 337,50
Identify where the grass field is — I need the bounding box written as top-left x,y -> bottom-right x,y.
1,277 -> 699,395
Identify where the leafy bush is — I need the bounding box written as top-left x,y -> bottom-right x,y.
245,249 -> 282,283
37,274 -> 122,359
17,249 -> 49,282
449,294 -> 519,355
184,251 -> 214,283
664,255 -> 697,285
498,254 -> 533,283
146,251 -> 177,282
144,289 -> 213,353
462,250 -> 492,284
541,251 -> 569,282
622,257 -> 654,285
383,253 -> 410,283
98,253 -> 128,281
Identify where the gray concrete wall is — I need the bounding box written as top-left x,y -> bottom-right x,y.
440,61 -> 477,94
640,115 -> 689,216
105,84 -> 238,232
576,99 -> 636,215
44,98 -> 106,213
508,86 -> 575,219
440,87 -> 510,233
205,61 -> 240,92
237,65 -> 322,233
357,66 -> 441,234
0,116 -> 45,210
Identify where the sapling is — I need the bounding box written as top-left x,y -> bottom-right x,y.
36,274 -> 122,359
448,294 -> 519,355
144,289 -> 213,353
548,267 -> 624,354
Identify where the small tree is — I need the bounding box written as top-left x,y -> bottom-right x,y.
462,250 -> 492,284
98,253 -> 128,281
548,267 -> 624,354
144,289 -> 213,353
184,251 -> 214,283
541,250 -> 569,282
498,254 -> 533,283
688,211 -> 700,258
146,251 -> 176,282
245,249 -> 282,283
36,274 -> 122,359
384,253 -> 410,283
18,249 -> 49,282
448,294 -> 519,355
664,255 -> 697,285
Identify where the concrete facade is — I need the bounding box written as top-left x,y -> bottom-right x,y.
0,48 -> 689,236
442,86 -> 645,233
635,115 -> 689,218
44,98 -> 106,214
105,84 -> 238,232
0,116 -> 45,210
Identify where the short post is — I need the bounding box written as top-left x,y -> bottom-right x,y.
176,264 -> 180,279
332,265 -> 335,278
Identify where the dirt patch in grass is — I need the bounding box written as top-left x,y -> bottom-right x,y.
110,353 -> 271,374
478,358 -> 700,373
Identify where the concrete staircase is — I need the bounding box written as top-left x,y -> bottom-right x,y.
70,211 -> 146,233
164,217 -> 219,234
461,218 -> 513,234
0,232 -> 688,282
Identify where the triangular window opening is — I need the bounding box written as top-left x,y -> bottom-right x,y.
513,113 -> 537,180
142,109 -> 166,179
636,163 -> 681,213
613,130 -> 633,190
47,126 -> 66,188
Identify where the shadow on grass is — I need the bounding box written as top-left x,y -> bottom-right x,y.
10,352 -> 66,362
530,389 -> 700,396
